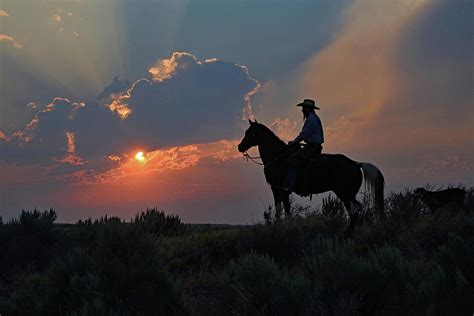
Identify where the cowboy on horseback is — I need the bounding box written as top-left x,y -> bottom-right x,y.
237,116 -> 385,235
286,99 -> 324,192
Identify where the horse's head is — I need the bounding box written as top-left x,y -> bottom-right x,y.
238,119 -> 261,152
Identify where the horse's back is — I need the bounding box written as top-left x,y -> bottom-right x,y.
321,153 -> 359,167
319,153 -> 362,184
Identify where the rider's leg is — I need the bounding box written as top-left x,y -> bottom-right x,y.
285,150 -> 303,192
287,167 -> 297,192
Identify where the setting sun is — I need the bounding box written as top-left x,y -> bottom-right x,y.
135,151 -> 145,162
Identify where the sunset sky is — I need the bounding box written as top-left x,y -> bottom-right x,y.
1,0 -> 473,223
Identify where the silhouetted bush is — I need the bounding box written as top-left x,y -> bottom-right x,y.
132,208 -> 187,236
302,236 -> 473,314
319,194 -> 347,231
386,189 -> 424,225
0,209 -> 59,273
1,189 -> 473,315
227,253 -> 312,315
1,216 -> 185,315
164,228 -> 246,273
16,208 -> 57,227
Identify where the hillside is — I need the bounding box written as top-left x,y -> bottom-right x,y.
0,190 -> 473,315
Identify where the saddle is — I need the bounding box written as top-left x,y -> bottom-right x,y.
264,146 -> 327,195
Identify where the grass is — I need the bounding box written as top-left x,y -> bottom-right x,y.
0,189 -> 473,315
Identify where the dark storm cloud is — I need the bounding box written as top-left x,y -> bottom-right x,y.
0,52 -> 259,173
0,97 -> 86,165
119,52 -> 258,147
97,77 -> 131,100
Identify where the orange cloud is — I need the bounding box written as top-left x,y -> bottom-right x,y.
61,139 -> 243,185
49,14 -> 62,24
55,132 -> 85,165
269,117 -> 298,142
11,130 -> 32,142
0,34 -> 23,48
107,98 -> 132,119
0,131 -> 10,141
105,79 -> 150,119
239,64 -> 261,121
108,155 -> 121,162
149,52 -> 226,82
149,52 -> 192,82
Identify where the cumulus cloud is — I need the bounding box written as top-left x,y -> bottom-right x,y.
0,10 -> 9,17
1,52 -> 259,183
97,76 -> 131,100
0,34 -> 23,48
97,52 -> 259,147
149,52 -> 198,82
1,97 -> 87,165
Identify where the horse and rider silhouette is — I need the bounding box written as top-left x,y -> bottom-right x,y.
238,99 -> 385,236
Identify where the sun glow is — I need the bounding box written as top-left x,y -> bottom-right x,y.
135,151 -> 145,162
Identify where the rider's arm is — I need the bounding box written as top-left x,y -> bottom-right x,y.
292,119 -> 313,143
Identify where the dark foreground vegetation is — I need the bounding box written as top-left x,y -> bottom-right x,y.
0,189 -> 473,315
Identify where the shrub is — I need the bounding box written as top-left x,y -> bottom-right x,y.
320,194 -> 347,231
227,253 -> 312,315
2,213 -> 186,315
248,220 -> 316,262
132,208 -> 187,236
301,236 -> 474,314
386,190 -> 424,225
0,209 -> 59,273
16,208 -> 57,228
2,189 -> 474,315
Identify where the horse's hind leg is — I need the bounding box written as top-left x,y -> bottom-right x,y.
272,189 -> 283,220
343,198 -> 361,237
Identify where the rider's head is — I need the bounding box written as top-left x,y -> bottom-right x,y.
296,99 -> 319,120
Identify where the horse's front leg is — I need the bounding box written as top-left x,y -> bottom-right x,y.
272,188 -> 283,219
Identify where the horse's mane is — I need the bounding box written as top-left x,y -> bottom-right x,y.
256,123 -> 287,147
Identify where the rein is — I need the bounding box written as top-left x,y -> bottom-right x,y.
242,151 -> 264,165
242,150 -> 294,193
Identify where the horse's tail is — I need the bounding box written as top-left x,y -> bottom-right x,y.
358,162 -> 385,222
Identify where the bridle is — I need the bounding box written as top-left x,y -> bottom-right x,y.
242,151 -> 263,165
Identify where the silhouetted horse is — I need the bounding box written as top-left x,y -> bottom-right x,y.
238,120 -> 385,235
414,187 -> 471,213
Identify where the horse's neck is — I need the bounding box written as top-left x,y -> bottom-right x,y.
258,138 -> 286,165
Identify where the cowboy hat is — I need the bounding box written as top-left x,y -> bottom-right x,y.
296,99 -> 320,110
